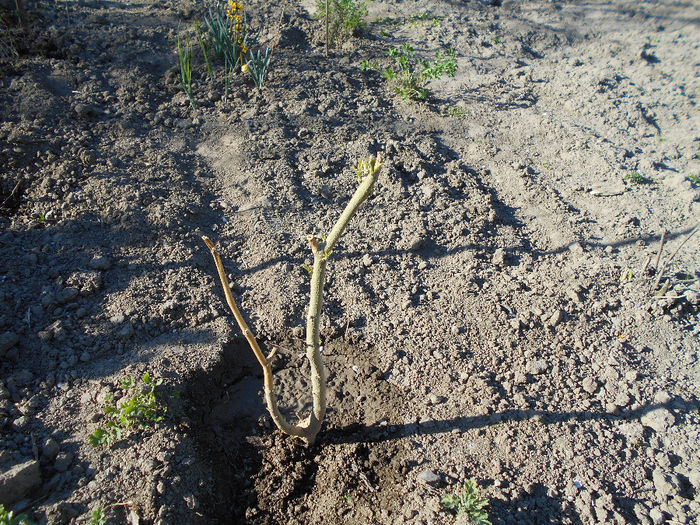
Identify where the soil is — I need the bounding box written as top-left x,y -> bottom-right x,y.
1,0 -> 699,524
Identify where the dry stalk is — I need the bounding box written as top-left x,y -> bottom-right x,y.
203,154 -> 382,445
652,225 -> 698,291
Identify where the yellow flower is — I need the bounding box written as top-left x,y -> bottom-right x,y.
241,44 -> 248,54
241,62 -> 249,73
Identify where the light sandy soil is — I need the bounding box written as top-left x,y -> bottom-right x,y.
1,0 -> 699,524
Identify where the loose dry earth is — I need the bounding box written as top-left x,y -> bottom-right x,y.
1,0 -> 699,524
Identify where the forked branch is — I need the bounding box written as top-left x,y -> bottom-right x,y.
203,153 -> 382,445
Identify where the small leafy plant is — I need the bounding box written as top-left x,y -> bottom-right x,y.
444,104 -> 468,118
88,373 -> 166,448
245,47 -> 271,90
382,43 -> 457,100
441,479 -> 491,525
687,173 -> 700,184
624,171 -> 647,184
0,505 -> 32,525
316,0 -> 368,48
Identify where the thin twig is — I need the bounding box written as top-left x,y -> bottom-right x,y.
653,225 -> 698,290
653,230 -> 666,274
641,254 -> 652,275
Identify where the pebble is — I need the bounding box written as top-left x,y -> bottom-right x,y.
417,470 -> 440,484
110,313 -> 126,325
88,256 -> 112,271
0,459 -> 41,504
492,248 -> 506,266
582,376 -> 599,394
53,452 -> 73,473
0,332 -> 19,358
525,359 -> 548,375
42,438 -> 60,461
547,309 -> 564,327
652,469 -> 681,499
641,408 -> 676,433
59,287 -> 79,303
361,254 -> 373,268
648,507 -> 666,525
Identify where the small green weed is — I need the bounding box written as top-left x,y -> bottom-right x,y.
177,33 -> 197,110
624,171 -> 647,184
444,105 -> 468,118
441,479 -> 491,525
89,372 -> 166,448
687,173 -> 700,184
0,505 -> 33,525
194,21 -> 214,84
316,0 -> 368,48
245,47 -> 271,90
383,44 -> 457,100
360,58 -> 380,71
89,507 -> 106,525
408,12 -> 442,27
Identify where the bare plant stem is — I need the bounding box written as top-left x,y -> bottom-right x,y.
203,154 -> 382,445
653,230 -> 666,274
652,225 -> 698,290
325,0 -> 329,56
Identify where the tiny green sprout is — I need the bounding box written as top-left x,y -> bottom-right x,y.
624,171 -> 646,184
441,479 -> 491,525
341,493 -> 353,505
89,506 -> 106,525
444,105 -> 468,118
302,264 -> 313,276
687,173 -> 700,184
0,504 -> 33,525
620,268 -> 634,282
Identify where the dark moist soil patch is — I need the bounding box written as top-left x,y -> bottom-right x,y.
184,336 -> 408,524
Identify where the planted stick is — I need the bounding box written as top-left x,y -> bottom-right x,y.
653,230 -> 666,274
652,225 -> 698,290
204,154 -> 382,445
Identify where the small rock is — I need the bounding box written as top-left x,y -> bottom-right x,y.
59,287 -> 79,304
88,256 -> 112,271
492,248 -> 506,266
417,470 -> 440,484
652,469 -> 681,499
42,438 -> 60,461
653,391 -> 672,404
53,452 -> 73,473
361,254 -> 373,268
625,370 -> 639,382
514,371 -> 527,385
641,408 -> 675,432
0,332 -> 19,354
615,391 -> 631,407
648,507 -> 666,525
117,323 -> 134,339
568,242 -> 584,255
606,403 -> 620,415
525,359 -> 548,375
618,422 -> 644,443
109,313 -> 125,325
0,460 -> 42,504
582,376 -> 599,394
547,309 -> 564,327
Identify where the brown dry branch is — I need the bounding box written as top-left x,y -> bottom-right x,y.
203,154 -> 382,445
652,224 -> 698,291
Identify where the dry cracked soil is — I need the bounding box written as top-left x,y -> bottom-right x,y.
1,0 -> 699,524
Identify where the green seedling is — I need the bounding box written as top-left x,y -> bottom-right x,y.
0,505 -> 33,525
624,171 -> 647,184
441,479 -> 491,525
687,173 -> 700,184
89,372 -> 166,448
360,59 -> 380,71
620,268 -> 634,282
194,21 -> 214,84
316,0 -> 368,48
177,33 -> 197,110
383,44 -> 457,100
204,154 -> 383,445
444,105 -> 468,118
89,507 -> 106,525
246,47 -> 271,90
